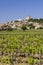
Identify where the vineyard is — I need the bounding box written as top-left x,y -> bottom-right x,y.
0,30 -> 43,65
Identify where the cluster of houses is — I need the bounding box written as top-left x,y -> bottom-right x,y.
0,16 -> 43,30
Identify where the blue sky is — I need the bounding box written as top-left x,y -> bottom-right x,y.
0,0 -> 43,23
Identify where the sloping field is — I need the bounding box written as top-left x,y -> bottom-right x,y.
0,30 -> 43,65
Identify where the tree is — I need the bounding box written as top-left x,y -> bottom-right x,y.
29,23 -> 35,29
15,20 -> 20,22
21,24 -> 27,30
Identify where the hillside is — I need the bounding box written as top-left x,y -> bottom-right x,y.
0,17 -> 43,30
0,30 -> 43,65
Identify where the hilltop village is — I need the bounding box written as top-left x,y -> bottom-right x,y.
0,16 -> 43,65
0,16 -> 43,30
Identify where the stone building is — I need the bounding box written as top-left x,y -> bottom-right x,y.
26,16 -> 31,21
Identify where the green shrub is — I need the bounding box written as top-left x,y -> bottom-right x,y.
1,56 -> 6,63
28,57 -> 37,65
21,24 -> 27,30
